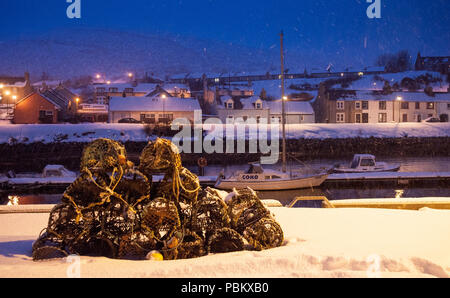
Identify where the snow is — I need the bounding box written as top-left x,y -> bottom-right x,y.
0,122 -> 449,144
109,97 -> 201,112
334,71 -> 449,92
337,90 -> 450,103
0,206 -> 449,277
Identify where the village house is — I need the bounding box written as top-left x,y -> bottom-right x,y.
313,88 -> 450,123
13,86 -> 80,124
145,84 -> 192,98
0,72 -> 34,119
94,82 -> 191,104
77,103 -> 109,122
108,95 -> 201,124
217,96 -> 315,124
415,52 -> 450,74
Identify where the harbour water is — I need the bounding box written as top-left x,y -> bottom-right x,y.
2,156 -> 450,207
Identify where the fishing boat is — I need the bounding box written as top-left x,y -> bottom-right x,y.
215,31 -> 329,191
4,165 -> 77,185
214,163 -> 328,191
333,154 -> 400,174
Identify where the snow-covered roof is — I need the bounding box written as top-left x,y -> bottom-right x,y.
336,91 -> 450,102
251,79 -> 319,100
161,83 -> 190,92
240,96 -> 265,110
95,83 -> 158,93
267,100 -> 315,115
331,71 -> 448,92
109,96 -> 201,112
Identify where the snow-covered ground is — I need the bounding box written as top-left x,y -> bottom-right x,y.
0,206 -> 449,278
0,122 -> 449,144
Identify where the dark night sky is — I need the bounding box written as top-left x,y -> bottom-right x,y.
0,0 -> 449,73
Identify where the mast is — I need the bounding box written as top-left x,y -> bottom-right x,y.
280,30 -> 287,173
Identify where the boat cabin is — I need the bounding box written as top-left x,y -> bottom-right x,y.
350,154 -> 376,169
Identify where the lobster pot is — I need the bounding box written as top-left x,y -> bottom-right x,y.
141,197 -> 181,243
242,218 -> 284,251
80,138 -> 129,172
177,230 -> 207,259
207,227 -> 245,253
226,188 -> 271,232
157,167 -> 200,204
139,138 -> 182,177
190,188 -> 231,236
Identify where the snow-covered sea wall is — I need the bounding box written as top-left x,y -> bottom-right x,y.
0,123 -> 449,144
0,123 -> 449,172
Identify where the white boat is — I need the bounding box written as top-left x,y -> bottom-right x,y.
5,165 -> 77,185
333,154 -> 400,174
214,32 -> 329,191
215,163 -> 329,191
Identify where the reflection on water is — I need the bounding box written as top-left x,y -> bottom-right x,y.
6,187 -> 450,207
6,196 -> 19,206
3,194 -> 62,205
196,156 -> 450,176
2,156 -> 449,207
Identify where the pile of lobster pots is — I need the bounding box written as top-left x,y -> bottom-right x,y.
32,138 -> 284,261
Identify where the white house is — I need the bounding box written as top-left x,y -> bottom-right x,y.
266,99 -> 315,124
217,96 -> 315,124
108,96 -> 201,124
330,91 -> 450,123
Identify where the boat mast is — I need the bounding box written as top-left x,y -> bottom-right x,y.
280,30 -> 287,173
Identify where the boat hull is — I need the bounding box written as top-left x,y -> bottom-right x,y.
333,165 -> 400,174
215,173 -> 328,191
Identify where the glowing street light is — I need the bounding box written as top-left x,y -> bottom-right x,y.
127,72 -> 134,78
4,90 -> 10,96
95,74 -> 101,79
161,94 -> 167,125
282,96 -> 288,101
0,84 -> 3,89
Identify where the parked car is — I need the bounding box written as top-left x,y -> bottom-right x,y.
118,118 -> 141,123
422,117 -> 441,123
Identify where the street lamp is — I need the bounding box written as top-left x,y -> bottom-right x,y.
75,97 -> 80,111
161,94 -> 167,124
12,95 -> 17,117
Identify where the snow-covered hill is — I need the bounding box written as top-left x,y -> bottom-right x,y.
0,28 -> 281,80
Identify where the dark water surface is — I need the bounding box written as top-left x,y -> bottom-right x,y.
4,156 -> 450,206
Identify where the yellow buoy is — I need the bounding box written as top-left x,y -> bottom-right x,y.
146,250 -> 163,261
